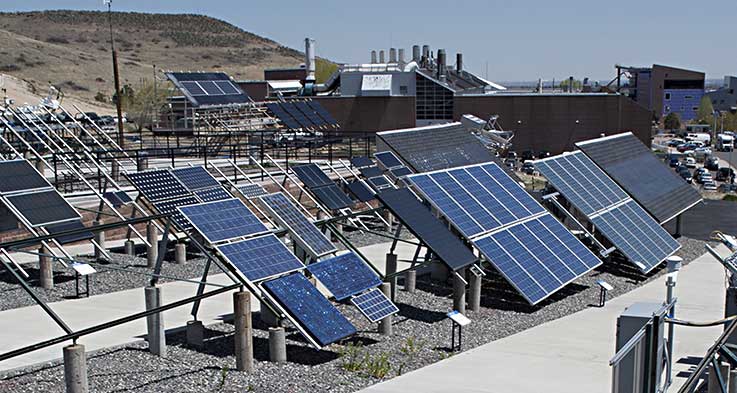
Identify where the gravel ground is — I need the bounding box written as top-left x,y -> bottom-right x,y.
0,237 -> 710,393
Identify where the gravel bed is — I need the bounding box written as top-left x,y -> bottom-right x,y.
0,237 -> 710,393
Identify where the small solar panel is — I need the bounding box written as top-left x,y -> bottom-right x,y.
179,198 -> 268,243
389,166 -> 413,178
347,180 -> 375,202
215,80 -> 239,95
260,193 -> 336,257
282,102 -> 315,129
262,273 -> 356,347
103,191 -> 132,207
307,101 -> 338,125
311,184 -> 354,210
306,252 -> 381,301
237,184 -> 268,199
171,166 -> 220,190
217,234 -> 304,282
374,151 -> 404,169
266,103 -> 301,130
295,101 -> 326,126
292,163 -> 333,188
351,288 -> 399,323
181,81 -> 206,96
6,190 -> 79,226
367,176 -> 393,191
0,160 -> 49,193
45,219 -> 93,245
359,166 -> 384,178
350,156 -> 374,168
127,170 -> 190,202
151,195 -> 199,231
166,72 -> 250,107
195,187 -> 231,202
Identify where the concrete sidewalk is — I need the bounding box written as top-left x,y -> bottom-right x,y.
362,245 -> 731,393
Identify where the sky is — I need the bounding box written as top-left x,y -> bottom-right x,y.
3,0 -> 736,82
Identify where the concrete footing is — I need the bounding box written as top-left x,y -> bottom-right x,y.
385,253 -> 398,302
404,270 -> 416,293
233,292 -> 254,372
144,286 -> 166,357
379,282 -> 393,335
268,327 -> 287,363
93,221 -> 105,260
146,223 -> 158,269
63,344 -> 88,393
175,243 -> 186,264
186,320 -> 204,349
453,269 -> 467,314
35,159 -> 45,177
469,273 -> 482,312
39,245 -> 53,290
124,240 -> 135,256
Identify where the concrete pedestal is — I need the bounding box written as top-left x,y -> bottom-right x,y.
124,240 -> 135,256
175,243 -> 186,264
268,327 -> 287,363
469,273 -> 482,312
144,286 -> 166,357
404,270 -> 416,293
39,246 -> 54,290
93,221 -> 105,260
453,269 -> 467,315
63,344 -> 88,393
234,292 -> 254,372
146,223 -> 158,269
379,282 -> 393,335
385,253 -> 398,302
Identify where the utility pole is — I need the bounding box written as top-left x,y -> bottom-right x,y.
106,0 -> 125,150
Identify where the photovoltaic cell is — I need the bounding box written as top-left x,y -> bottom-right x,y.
166,72 -> 250,107
350,156 -> 373,168
389,166 -> 413,178
260,193 -> 336,257
195,187 -> 232,202
127,170 -> 190,202
307,101 -> 338,125
292,163 -> 333,188
266,103 -> 301,130
217,234 -> 304,282
351,288 -> 399,323
237,184 -> 268,199
367,176 -> 393,191
0,160 -> 49,193
346,181 -> 375,202
45,219 -> 93,245
6,190 -> 80,226
152,195 -> 199,231
179,198 -> 268,243
282,102 -> 314,129
295,101 -> 326,126
171,166 -> 220,190
359,166 -> 383,178
306,252 -> 381,300
374,151 -> 403,169
103,191 -> 132,207
262,273 -> 356,347
311,184 -> 353,210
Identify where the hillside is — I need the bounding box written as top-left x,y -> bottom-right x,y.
0,10 -> 306,108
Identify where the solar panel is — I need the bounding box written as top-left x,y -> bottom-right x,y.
215,80 -> 239,95
181,81 -> 206,96
535,152 -> 680,272
260,193 -> 336,257
350,156 -> 373,168
0,160 -> 49,193
389,166 -> 413,178
6,190 -> 80,226
307,101 -> 338,125
576,132 -> 702,224
237,183 -> 268,199
103,191 -> 132,207
367,176 -> 393,191
311,184 -> 354,210
282,102 -> 314,129
291,163 -> 333,189
359,166 -> 384,178
295,101 -> 326,126
346,180 -> 375,202
179,198 -> 268,243
374,151 -> 403,169
266,103 -> 301,130
195,187 -> 232,202
262,273 -> 356,347
127,170 -> 190,202
45,219 -> 93,245
351,288 -> 399,323
306,252 -> 381,300
152,195 -> 199,231
166,72 -> 250,107
376,188 -> 477,271
217,234 -> 304,282
171,166 -> 220,190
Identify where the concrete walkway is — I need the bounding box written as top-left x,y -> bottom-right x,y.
362,245 -> 732,393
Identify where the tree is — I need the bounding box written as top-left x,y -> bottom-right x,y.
664,112 -> 681,131
119,81 -> 170,132
558,78 -> 582,91
695,95 -> 714,125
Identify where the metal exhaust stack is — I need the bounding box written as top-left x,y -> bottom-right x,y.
379,50 -> 386,63
389,48 -> 397,63
398,48 -> 405,65
456,53 -> 463,73
305,38 -> 316,83
412,45 -> 420,62
371,50 -> 377,64
437,49 -> 446,80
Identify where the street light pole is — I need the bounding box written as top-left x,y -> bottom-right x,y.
106,0 -> 125,151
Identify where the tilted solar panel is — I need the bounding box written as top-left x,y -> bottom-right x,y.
179,198 -> 268,243
260,193 -> 336,257
195,187 -> 232,202
171,166 -> 220,191
306,252 -> 381,300
6,190 -> 80,226
346,180 -> 375,202
374,151 -> 404,169
45,219 -> 94,245
350,156 -> 374,168
103,191 -> 132,207
0,160 -> 50,193
237,183 -> 268,199
351,288 -> 399,322
262,273 -> 356,347
311,184 -> 353,210
295,101 -> 326,126
127,170 -> 190,202
266,103 -> 301,130
307,101 -> 338,125
292,163 -> 333,188
217,234 -> 304,282
359,166 -> 384,178
282,102 -> 314,129
389,166 -> 413,178
152,195 -> 200,231
166,72 -> 250,107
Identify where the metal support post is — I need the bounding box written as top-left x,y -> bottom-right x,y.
385,253 -> 398,302
234,291 -> 254,372
453,268 -> 467,315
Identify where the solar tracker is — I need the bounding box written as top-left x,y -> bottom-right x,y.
103,191 -> 132,207
171,166 -> 220,190
374,151 -> 404,169
376,188 -> 477,271
262,273 -> 356,347
576,132 -> 702,224
151,195 -> 199,231
6,190 -> 80,226
311,184 -> 354,210
535,151 -> 680,272
282,102 -> 314,129
307,100 -> 338,125
306,252 -> 381,300
179,198 -> 268,243
351,288 -> 399,323
295,101 -> 326,126
266,103 -> 301,130
291,163 -> 333,188
127,170 -> 190,202
166,72 -> 250,108
350,156 -> 373,168
45,219 -> 94,244
367,176 -> 393,191
237,183 -> 268,199
389,166 -> 413,178
260,193 -> 336,257
346,180 -> 375,202
0,160 -> 49,193
195,187 -> 232,202
217,234 -> 304,282
359,166 -> 384,178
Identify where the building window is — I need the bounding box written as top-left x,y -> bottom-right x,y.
684,95 -> 693,99
399,85 -> 408,95
665,93 -> 671,100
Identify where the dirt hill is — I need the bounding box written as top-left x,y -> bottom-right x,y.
0,10 -> 306,109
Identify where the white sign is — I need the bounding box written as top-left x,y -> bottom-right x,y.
361,74 -> 392,91
72,263 -> 97,276
447,310 -> 471,326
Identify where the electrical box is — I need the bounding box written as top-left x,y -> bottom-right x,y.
615,302 -> 665,393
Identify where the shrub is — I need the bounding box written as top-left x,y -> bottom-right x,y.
94,92 -> 107,103
46,36 -> 70,44
364,352 -> 391,379
338,342 -> 364,372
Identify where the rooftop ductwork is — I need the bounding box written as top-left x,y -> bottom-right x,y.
371,50 -> 377,64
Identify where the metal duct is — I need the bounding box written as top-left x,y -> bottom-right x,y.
456,53 -> 463,73
379,50 -> 386,63
389,48 -> 397,63
305,38 -> 316,81
412,45 -> 420,62
398,48 -> 405,65
437,49 -> 446,78
371,50 -> 377,64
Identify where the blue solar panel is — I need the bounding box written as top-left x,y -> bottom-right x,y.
263,273 -> 356,347
260,193 -> 336,257
374,151 -> 403,169
171,166 -> 220,191
195,187 -> 231,202
152,195 -> 200,231
292,163 -> 333,189
351,288 -> 399,323
217,234 -> 304,282
367,176 -> 393,191
311,184 -> 354,210
179,198 -> 268,243
127,170 -> 190,202
237,183 -> 268,199
103,190 -> 132,207
306,252 -> 381,300
359,166 -> 384,178
307,101 -> 338,125
389,166 -> 413,178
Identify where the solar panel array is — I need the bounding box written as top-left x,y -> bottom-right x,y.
7,190 -> 81,227
535,151 -> 680,272
237,184 -> 268,199
311,184 -> 354,210
166,72 -> 250,108
306,252 -> 382,300
374,151 -> 404,169
195,187 -> 232,202
152,195 -> 199,231
127,170 -> 190,202
217,234 -> 304,282
367,176 -> 393,191
259,193 -> 336,257
45,219 -> 94,244
359,166 -> 384,178
179,198 -> 268,243
346,180 -> 375,202
262,273 -> 356,347
389,166 -> 413,178
292,164 -> 333,188
350,156 -> 374,168
265,100 -> 339,130
407,162 -> 602,304
171,166 -> 220,190
103,191 -> 132,207
576,132 -> 702,224
0,160 -> 50,193
351,288 -> 399,323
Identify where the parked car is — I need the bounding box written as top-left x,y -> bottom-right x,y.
97,115 -> 115,126
54,112 -> 75,123
74,112 -> 100,125
521,161 -> 535,175
668,157 -> 680,167
696,172 -> 713,184
536,150 -> 551,159
684,157 -> 697,168
504,158 -> 516,169
505,151 -> 518,160
717,167 -> 736,182
668,138 -> 685,147
677,142 -> 700,153
520,150 -> 536,161
678,168 -> 693,183
705,156 -> 720,171
718,183 -> 737,193
703,181 -> 718,191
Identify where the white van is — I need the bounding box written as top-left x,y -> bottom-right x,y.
686,133 -> 711,145
718,134 -> 734,152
